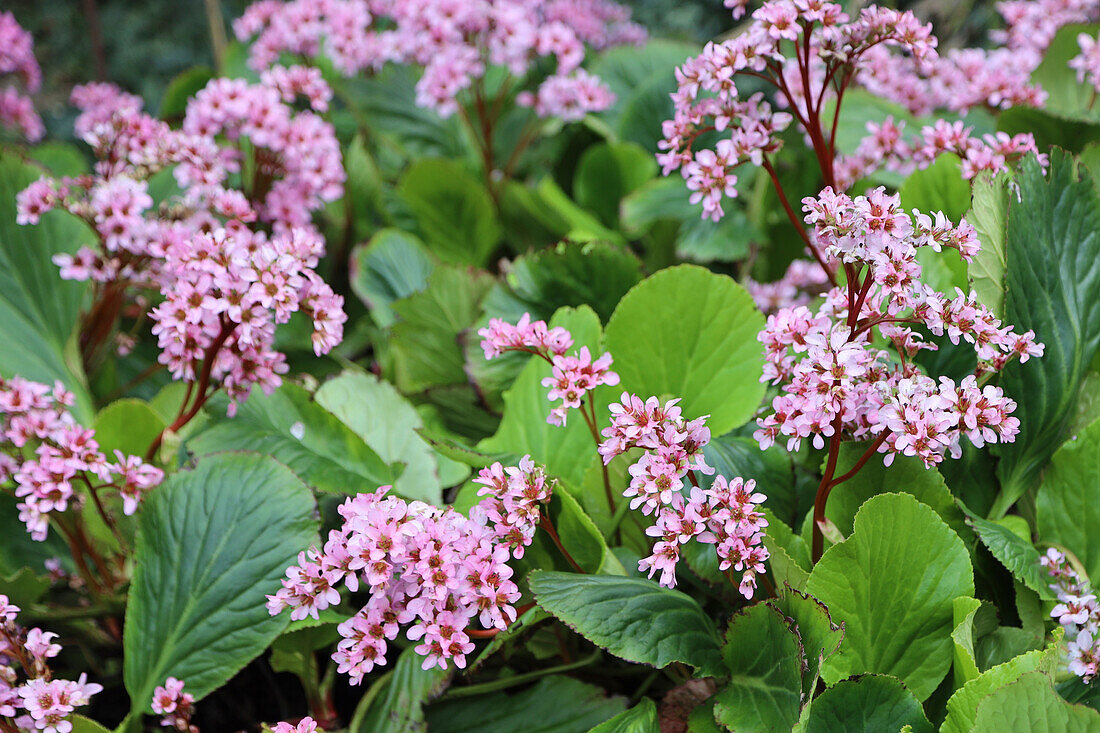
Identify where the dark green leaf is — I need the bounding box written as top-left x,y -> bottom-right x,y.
349,228 -> 434,328
158,66 -> 213,119
1037,417 -> 1100,581
967,513 -> 1054,599
587,699 -> 658,733
771,589 -> 843,697
351,645 -> 450,733
802,675 -> 932,733
573,141 -> 657,227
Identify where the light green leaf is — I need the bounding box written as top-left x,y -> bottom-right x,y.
529,571 -> 724,676
900,153 -> 971,222
426,676 -> 626,733
390,265 -> 494,393
123,453 -> 318,711
605,265 -> 765,435
349,228 -> 434,328
1031,24 -> 1100,123
188,384 -> 399,494
397,158 -> 501,266
940,643 -> 1060,733
69,716 -> 112,733
0,153 -> 94,422
805,493 -> 974,700
351,645 -> 450,733
1037,417 -> 1100,581
316,371 -> 447,503
970,671 -> 1100,731
533,177 -> 627,245
587,698 -> 658,733
967,171 -> 1012,317
713,603 -> 803,733
573,141 -> 657,228
93,398 -> 166,458
994,151 -> 1100,516
478,306 -> 606,489
951,596 -> 983,688
801,675 -> 933,733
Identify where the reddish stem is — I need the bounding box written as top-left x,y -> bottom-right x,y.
540,514 -> 585,574
762,158 -> 837,285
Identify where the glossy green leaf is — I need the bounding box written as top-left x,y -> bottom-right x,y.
316,371 -> 448,503
705,434 -> 802,530
967,513 -> 1054,599
951,596 -> 983,688
93,398 -> 166,458
940,643 -> 1060,733
605,265 -> 765,435
69,716 -> 111,733
588,699 -> 658,733
805,493 -> 974,700
573,141 -> 657,227
533,176 -> 627,244
713,603 -> 803,733
390,265 -> 494,393
124,453 -> 318,711
352,645 -> 450,733
970,671 -> 1100,731
545,489 -> 624,575
0,153 -> 94,422
994,151 -> 1100,515
349,228 -> 434,328
1037,417 -> 1100,581
772,589 -> 843,697
967,171 -> 1012,317
188,384 -> 399,494
397,158 -> 501,266
159,66 -> 213,119
479,306 -> 606,488
529,571 -> 723,676
801,675 -> 932,733
426,676 -> 625,733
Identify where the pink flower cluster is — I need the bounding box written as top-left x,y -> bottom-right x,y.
1071,32 -> 1100,93
0,11 -> 43,141
1041,549 -> 1100,682
268,462 -> 551,679
148,226 -> 345,410
1,595 -> 103,733
0,376 -> 163,540
479,314 -> 618,426
234,0 -> 643,121
599,394 -> 769,597
993,0 -> 1099,71
754,188 -> 1043,466
273,719 -> 318,733
747,258 -> 831,313
837,117 -> 1045,189
151,678 -> 195,732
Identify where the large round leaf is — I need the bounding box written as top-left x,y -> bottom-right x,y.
802,675 -> 932,733
605,264 -> 765,435
123,453 -> 318,711
805,493 -> 974,700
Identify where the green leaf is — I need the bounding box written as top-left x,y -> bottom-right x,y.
588,698 -> 658,733
801,675 -> 933,733
390,265 -> 494,393
573,142 -> 657,228
316,371 -> 447,503
123,453 -> 318,711
93,398 -> 166,458
533,176 -> 627,245
0,566 -> 50,609
485,240 -> 643,323
188,384 -> 399,494
426,676 -> 626,733
0,494 -> 70,576
351,645 -> 450,733
713,603 -> 803,733
0,152 -> 94,422
545,489 -> 623,575
899,153 -> 971,222
1037,417 -> 1100,581
397,158 -> 501,266
940,643 -> 1060,733
529,571 -> 723,676
994,151 -> 1100,516
771,589 -> 844,698
970,671 -> 1100,731
951,596 -> 983,688
478,306 -> 607,489
605,265 -> 766,435
824,443 -> 969,543
27,142 -> 89,177
1031,24 -> 1100,124
159,66 -> 214,119
349,228 -> 434,328
704,434 -> 802,530
805,493 -> 974,700
967,514 -> 1054,599
69,716 -> 112,733
967,171 -> 1012,317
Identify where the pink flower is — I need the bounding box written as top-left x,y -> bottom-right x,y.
273,719 -> 319,733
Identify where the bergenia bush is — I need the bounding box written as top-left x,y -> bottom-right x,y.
2,0 -> 1100,730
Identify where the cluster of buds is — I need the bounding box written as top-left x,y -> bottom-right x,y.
151,678 -> 196,732
0,11 -> 43,141
479,314 -> 618,426
1041,549 -> 1100,682
0,595 -> 103,733
754,188 -> 1042,467
234,0 -> 643,121
268,460 -> 551,679
599,393 -> 769,597
1,376 -> 162,539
